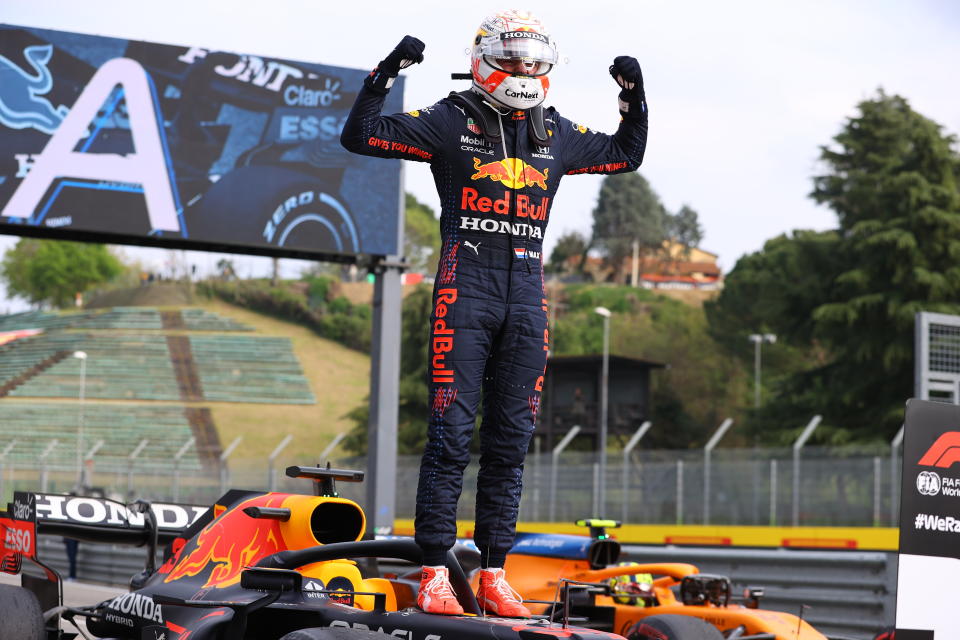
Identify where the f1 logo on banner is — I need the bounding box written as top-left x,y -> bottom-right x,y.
917,431 -> 960,469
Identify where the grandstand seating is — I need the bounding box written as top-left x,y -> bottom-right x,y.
190,335 -> 315,404
180,309 -> 252,332
0,332 -> 76,394
0,310 -> 76,332
0,403 -> 204,470
0,305 -> 315,481
9,334 -> 182,401
0,307 -> 251,333
0,307 -> 311,405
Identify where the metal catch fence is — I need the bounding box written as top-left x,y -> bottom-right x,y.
1,445 -> 901,527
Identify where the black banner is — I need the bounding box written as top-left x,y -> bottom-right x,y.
0,24 -> 402,260
896,399 -> 960,635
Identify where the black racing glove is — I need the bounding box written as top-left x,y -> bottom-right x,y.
609,55 -> 647,118
365,36 -> 425,94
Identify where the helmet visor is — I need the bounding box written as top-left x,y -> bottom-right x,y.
480,32 -> 557,76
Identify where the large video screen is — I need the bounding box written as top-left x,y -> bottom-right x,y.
0,25 -> 402,260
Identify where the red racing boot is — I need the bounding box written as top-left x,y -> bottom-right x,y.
417,566 -> 464,615
476,568 -> 531,618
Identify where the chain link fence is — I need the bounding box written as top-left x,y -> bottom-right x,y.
0,444 -> 903,527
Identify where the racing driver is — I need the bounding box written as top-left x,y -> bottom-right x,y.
341,10 -> 648,617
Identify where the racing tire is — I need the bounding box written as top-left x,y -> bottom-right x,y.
280,628 -> 397,640
626,614 -> 725,640
0,584 -> 45,640
186,165 -> 360,254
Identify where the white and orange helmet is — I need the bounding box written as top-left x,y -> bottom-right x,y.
470,10 -> 559,110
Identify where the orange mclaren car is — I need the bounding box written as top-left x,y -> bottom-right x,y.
489,520 -> 829,640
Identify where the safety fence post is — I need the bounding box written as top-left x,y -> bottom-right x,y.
792,415 -> 822,526
39,439 -> 58,493
83,439 -> 105,492
172,436 -> 195,502
267,434 -> 293,491
890,425 -> 904,526
126,439 -> 149,498
622,421 -> 652,524
549,425 -> 581,522
0,440 -> 16,503
592,463 -> 601,516
703,418 -> 734,525
531,436 -> 542,521
676,459 -> 684,525
319,433 -> 346,465
873,456 -> 882,527
219,436 -> 243,496
769,459 -> 778,526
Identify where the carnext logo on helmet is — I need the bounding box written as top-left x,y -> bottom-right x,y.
501,32 -> 549,43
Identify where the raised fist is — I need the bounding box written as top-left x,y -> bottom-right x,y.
366,36 -> 425,93
381,36 -> 426,75
609,55 -> 646,117
609,56 -> 643,92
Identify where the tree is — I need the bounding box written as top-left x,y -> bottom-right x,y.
404,193 -> 441,273
590,172 -> 666,282
665,204 -> 704,259
706,230 -> 843,355
551,283 -> 748,448
808,90 -> 960,438
1,239 -> 124,308
546,230 -> 588,275
216,259 -> 237,281
708,91 -> 960,444
705,230 -> 844,441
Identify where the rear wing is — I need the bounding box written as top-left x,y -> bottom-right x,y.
13,492 -> 209,546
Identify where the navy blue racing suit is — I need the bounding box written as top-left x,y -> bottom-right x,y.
341,83 -> 647,566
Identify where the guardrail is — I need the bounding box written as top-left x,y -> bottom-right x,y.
34,538 -> 893,640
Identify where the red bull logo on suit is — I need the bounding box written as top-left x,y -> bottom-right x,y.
470,157 -> 549,190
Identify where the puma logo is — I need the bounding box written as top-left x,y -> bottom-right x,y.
464,240 -> 480,255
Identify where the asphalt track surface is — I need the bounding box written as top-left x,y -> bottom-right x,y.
0,571 -> 124,634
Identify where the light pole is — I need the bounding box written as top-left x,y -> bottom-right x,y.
748,334 -> 776,409
73,350 -> 87,491
594,306 -> 611,515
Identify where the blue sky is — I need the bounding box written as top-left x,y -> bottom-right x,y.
1,0 -> 958,310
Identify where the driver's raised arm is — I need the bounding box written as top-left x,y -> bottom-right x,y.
340,36 -> 447,163
557,55 -> 648,176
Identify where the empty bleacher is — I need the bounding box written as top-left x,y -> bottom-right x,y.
0,333 -> 76,395
0,307 -> 251,333
9,334 -> 182,401
189,335 -> 315,404
180,309 -> 252,332
0,304 -> 319,488
0,310 -> 75,332
0,403 -> 206,470
0,307 -> 312,405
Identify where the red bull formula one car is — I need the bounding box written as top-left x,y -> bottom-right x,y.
0,467 -> 724,640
